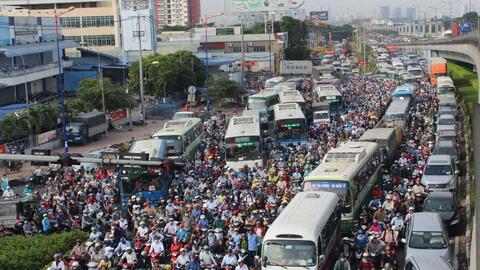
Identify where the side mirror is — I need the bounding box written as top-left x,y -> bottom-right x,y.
318,255 -> 325,264
455,170 -> 460,175
401,238 -> 406,244
449,239 -> 455,245
262,256 -> 267,267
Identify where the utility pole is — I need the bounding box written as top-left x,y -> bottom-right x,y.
136,12 -> 145,124
240,15 -> 245,86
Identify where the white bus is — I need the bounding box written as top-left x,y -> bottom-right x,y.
273,103 -> 307,144
224,116 -> 263,170
152,118 -> 204,160
261,191 -> 341,270
265,76 -> 285,88
278,90 -> 306,109
312,85 -> 344,118
248,88 -> 280,118
303,141 -> 382,233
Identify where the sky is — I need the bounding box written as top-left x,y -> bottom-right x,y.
201,0 -> 478,19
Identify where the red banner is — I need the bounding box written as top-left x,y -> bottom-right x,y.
0,144 -> 5,154
109,109 -> 127,122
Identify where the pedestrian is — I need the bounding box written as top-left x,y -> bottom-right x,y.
333,254 -> 351,270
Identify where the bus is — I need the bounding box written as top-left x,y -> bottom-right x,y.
248,89 -> 280,119
273,103 -> 307,145
152,118 -> 204,160
261,191 -> 341,270
279,90 -> 306,109
224,116 -> 263,170
313,85 -> 344,115
384,97 -> 411,131
303,141 -> 382,232
265,76 -> 285,88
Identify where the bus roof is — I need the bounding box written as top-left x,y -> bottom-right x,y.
359,128 -> 396,141
264,191 -> 339,241
265,76 -> 285,83
385,98 -> 411,114
279,90 -> 306,104
273,103 -> 305,121
305,141 -> 379,181
249,88 -> 279,99
315,87 -> 342,97
225,116 -> 260,139
129,138 -> 166,159
153,118 -> 202,137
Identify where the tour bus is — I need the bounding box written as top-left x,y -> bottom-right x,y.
265,76 -> 285,88
224,116 -> 263,170
248,88 -> 280,119
392,84 -> 415,100
303,141 -> 382,232
384,97 -> 411,131
152,118 -> 204,160
273,103 -> 307,145
279,90 -> 306,109
261,191 -> 341,270
313,85 -> 344,115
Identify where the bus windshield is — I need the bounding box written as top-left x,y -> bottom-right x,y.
156,135 -> 183,157
225,136 -> 261,161
121,175 -> 165,195
386,113 -> 405,122
276,119 -> 306,139
263,241 -> 316,267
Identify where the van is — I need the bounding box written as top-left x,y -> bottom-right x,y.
421,155 -> 458,191
438,94 -> 457,110
403,212 -> 453,262
313,110 -> 330,125
405,256 -> 454,270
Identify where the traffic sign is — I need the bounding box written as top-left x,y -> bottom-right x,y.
188,85 -> 196,94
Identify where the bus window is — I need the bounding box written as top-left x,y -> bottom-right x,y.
277,120 -> 306,140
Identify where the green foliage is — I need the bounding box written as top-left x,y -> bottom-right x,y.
209,77 -> 243,99
128,51 -> 205,98
0,103 -> 61,141
159,25 -> 192,33
0,231 -> 87,270
77,78 -> 136,113
462,12 -> 479,29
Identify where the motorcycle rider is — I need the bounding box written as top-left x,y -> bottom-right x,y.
115,237 -> 132,254
176,248 -> 190,269
333,254 -> 351,270
390,213 -> 405,245
199,245 -> 217,269
149,235 -> 165,255
235,258 -> 249,270
221,249 -> 238,268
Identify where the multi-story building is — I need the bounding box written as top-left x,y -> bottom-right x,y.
0,0 -> 121,50
157,0 -> 200,27
0,15 -> 76,106
394,7 -> 402,20
406,7 -> 417,21
380,6 -> 390,20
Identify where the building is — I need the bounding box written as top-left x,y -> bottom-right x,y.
197,33 -> 287,73
406,7 -> 417,21
157,0 -> 201,27
394,7 -> 402,20
0,0 -> 121,50
0,15 -> 77,106
380,6 -> 390,20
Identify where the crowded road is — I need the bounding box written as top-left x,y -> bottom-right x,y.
0,46 -> 470,270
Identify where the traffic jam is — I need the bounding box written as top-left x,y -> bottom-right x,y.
0,40 -> 464,270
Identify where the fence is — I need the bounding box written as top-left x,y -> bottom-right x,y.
0,129 -> 60,154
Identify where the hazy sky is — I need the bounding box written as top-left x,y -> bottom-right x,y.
201,0 -> 478,19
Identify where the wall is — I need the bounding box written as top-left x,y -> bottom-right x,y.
0,86 -> 15,106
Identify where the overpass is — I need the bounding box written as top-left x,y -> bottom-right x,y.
398,30 -> 480,270
396,29 -> 480,100
386,19 -> 445,38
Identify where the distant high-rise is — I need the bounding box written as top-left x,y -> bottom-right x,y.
406,7 -> 417,21
394,7 -> 402,20
158,0 -> 201,26
380,6 -> 390,20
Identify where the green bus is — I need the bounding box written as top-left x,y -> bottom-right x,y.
152,118 -> 204,161
303,141 -> 382,233
248,88 -> 280,119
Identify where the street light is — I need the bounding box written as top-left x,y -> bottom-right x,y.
53,2 -> 76,154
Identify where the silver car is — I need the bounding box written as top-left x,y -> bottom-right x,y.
421,155 -> 458,191
437,114 -> 456,132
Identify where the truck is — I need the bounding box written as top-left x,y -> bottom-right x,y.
312,65 -> 333,81
428,57 -> 447,85
279,60 -> 312,75
66,111 -> 108,145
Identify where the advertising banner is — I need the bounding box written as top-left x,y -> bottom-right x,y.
233,0 -> 304,13
310,11 -> 328,25
280,60 -> 312,75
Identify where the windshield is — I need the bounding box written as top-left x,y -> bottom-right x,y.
439,118 -> 455,125
438,86 -> 454,94
424,198 -> 455,211
276,119 -> 306,140
424,164 -> 452,175
263,241 -> 316,267
156,135 -> 183,157
314,112 -> 329,120
225,136 -> 261,161
66,124 -> 83,134
386,113 -> 405,122
409,231 -> 447,249
434,146 -> 457,157
121,175 -> 165,195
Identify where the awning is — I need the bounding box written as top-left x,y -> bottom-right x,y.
0,40 -> 78,57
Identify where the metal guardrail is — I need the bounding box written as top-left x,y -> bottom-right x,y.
394,29 -> 480,49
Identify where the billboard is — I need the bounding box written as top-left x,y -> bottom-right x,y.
13,16 -> 39,44
280,60 -> 312,75
310,11 -> 328,25
120,0 -> 156,52
232,0 -> 305,13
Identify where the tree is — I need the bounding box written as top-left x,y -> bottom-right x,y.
0,113 -> 28,141
128,52 -> 205,98
209,77 -> 243,99
279,16 -> 310,60
77,78 -> 135,113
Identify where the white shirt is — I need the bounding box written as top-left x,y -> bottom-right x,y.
149,240 -> 165,254
50,260 -> 67,270
137,226 -> 149,238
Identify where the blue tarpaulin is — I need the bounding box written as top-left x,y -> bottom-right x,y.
0,103 -> 28,121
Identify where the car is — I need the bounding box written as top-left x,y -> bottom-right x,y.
423,191 -> 461,234
437,106 -> 457,118
437,129 -> 458,145
433,139 -> 459,163
437,114 -> 456,132
405,256 -> 455,270
172,111 -> 196,120
421,155 -> 458,191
